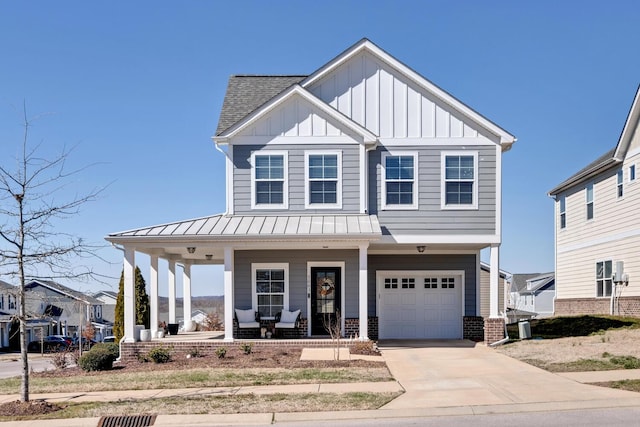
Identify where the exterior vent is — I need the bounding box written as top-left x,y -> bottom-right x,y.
97,415 -> 157,427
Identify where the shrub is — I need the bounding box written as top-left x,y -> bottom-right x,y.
215,347 -> 227,359
148,346 -> 172,364
241,342 -> 253,355
92,343 -> 120,360
50,351 -> 70,369
188,347 -> 203,358
78,346 -> 115,372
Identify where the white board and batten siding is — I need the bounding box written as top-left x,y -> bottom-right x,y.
307,51 -> 497,143
556,148 -> 640,299
377,270 -> 464,339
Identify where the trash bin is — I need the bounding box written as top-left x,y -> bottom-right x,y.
518,320 -> 531,340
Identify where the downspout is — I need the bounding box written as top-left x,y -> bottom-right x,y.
489,312 -> 510,347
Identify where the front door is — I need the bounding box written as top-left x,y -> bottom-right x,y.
310,267 -> 341,335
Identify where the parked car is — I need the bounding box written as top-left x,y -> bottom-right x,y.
102,336 -> 116,343
27,336 -> 71,353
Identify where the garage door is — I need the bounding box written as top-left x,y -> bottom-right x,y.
378,272 -> 463,339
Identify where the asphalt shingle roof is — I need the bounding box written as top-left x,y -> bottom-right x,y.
549,148 -> 617,195
215,75 -> 306,136
26,280 -> 102,305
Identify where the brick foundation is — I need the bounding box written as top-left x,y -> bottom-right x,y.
342,317 -> 379,340
555,297 -> 640,317
484,317 -> 505,345
463,316 -> 485,341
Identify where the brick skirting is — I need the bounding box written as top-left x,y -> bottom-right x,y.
463,316 -> 485,341
555,297 -> 640,317
484,317 -> 505,345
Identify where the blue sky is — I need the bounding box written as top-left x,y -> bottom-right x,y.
1,1 -> 639,296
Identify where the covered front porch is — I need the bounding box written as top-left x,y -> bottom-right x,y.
105,213 -> 382,344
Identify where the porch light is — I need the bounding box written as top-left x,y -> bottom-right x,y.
187,247 -> 196,254
416,245 -> 426,253
205,254 -> 213,260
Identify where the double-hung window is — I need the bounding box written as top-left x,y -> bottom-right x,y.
382,152 -> 417,209
442,152 -> 478,209
559,196 -> 566,229
596,260 -> 612,297
630,164 -> 636,182
252,263 -> 288,319
617,169 -> 624,198
305,152 -> 341,208
586,183 -> 594,220
251,152 -> 287,209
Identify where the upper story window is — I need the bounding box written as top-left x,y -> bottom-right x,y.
596,260 -> 612,297
305,152 -> 342,209
441,152 -> 478,209
251,152 -> 288,209
382,152 -> 417,210
586,183 -> 594,220
559,196 -> 566,229
8,295 -> 16,310
630,164 -> 636,182
252,263 -> 288,319
0,294 -> 4,310
617,169 -> 624,198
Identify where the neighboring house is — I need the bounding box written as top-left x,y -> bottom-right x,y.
507,273 -> 555,321
0,280 -> 18,348
549,87 -> 640,316
25,280 -> 108,340
106,39 -> 516,344
93,290 -> 117,323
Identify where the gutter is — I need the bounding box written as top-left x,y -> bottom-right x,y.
548,157 -> 619,196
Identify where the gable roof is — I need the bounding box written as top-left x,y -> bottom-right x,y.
214,39 -> 516,149
302,38 -> 516,148
25,280 -> 102,305
216,75 -> 306,136
0,280 -> 15,292
509,273 -> 541,293
549,86 -> 640,196
524,273 -> 555,293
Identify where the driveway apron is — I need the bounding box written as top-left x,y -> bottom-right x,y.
378,340 -> 639,409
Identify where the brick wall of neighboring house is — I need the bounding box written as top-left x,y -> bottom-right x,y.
463,316 -> 485,341
484,318 -> 505,345
555,297 -> 640,317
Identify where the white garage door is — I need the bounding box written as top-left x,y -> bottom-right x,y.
379,272 -> 463,339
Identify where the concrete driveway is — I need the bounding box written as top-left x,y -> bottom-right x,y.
378,340 -> 640,410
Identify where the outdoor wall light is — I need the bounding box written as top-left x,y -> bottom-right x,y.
187,247 -> 196,254
416,245 -> 426,253
205,254 -> 213,260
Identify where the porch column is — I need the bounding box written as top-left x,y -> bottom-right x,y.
123,246 -> 136,343
168,260 -> 176,324
489,244 -> 500,318
223,246 -> 234,342
358,243 -> 369,340
150,255 -> 159,338
183,263 -> 193,332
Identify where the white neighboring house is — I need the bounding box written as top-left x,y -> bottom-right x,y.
549,87 -> 640,316
508,273 -> 555,322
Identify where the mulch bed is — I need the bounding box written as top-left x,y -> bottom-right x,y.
0,400 -> 63,416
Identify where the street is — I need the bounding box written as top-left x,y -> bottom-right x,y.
0,354 -> 54,379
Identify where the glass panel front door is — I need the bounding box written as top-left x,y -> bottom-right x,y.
311,267 -> 341,335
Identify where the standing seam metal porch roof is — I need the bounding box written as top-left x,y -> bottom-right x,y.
107,214 -> 382,240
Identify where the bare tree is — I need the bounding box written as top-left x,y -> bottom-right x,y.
322,309 -> 343,360
0,105 -> 105,402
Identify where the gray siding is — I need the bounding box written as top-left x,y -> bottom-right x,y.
233,144 -> 361,214
368,254 -> 477,316
234,249 -> 360,318
368,145 -> 496,235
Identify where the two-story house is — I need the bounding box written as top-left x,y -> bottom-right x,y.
106,39 -> 516,344
25,280 -> 106,339
549,87 -> 640,316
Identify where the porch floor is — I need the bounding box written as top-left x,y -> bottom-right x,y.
146,330 -> 349,347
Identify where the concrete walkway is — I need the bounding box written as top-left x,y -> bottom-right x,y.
3,341 -> 640,426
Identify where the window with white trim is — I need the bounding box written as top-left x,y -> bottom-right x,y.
596,260 -> 612,297
617,169 -> 624,198
384,278 -> 398,289
8,295 -> 15,310
424,278 -> 438,289
252,263 -> 288,318
0,294 -> 3,310
251,152 -> 287,209
586,183 -> 594,220
401,278 -> 415,289
630,164 -> 636,182
382,152 -> 417,209
559,196 -> 566,229
442,152 -> 478,209
305,152 -> 341,208
442,278 -> 455,289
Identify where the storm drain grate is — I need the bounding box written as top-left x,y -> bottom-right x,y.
97,414 -> 157,427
